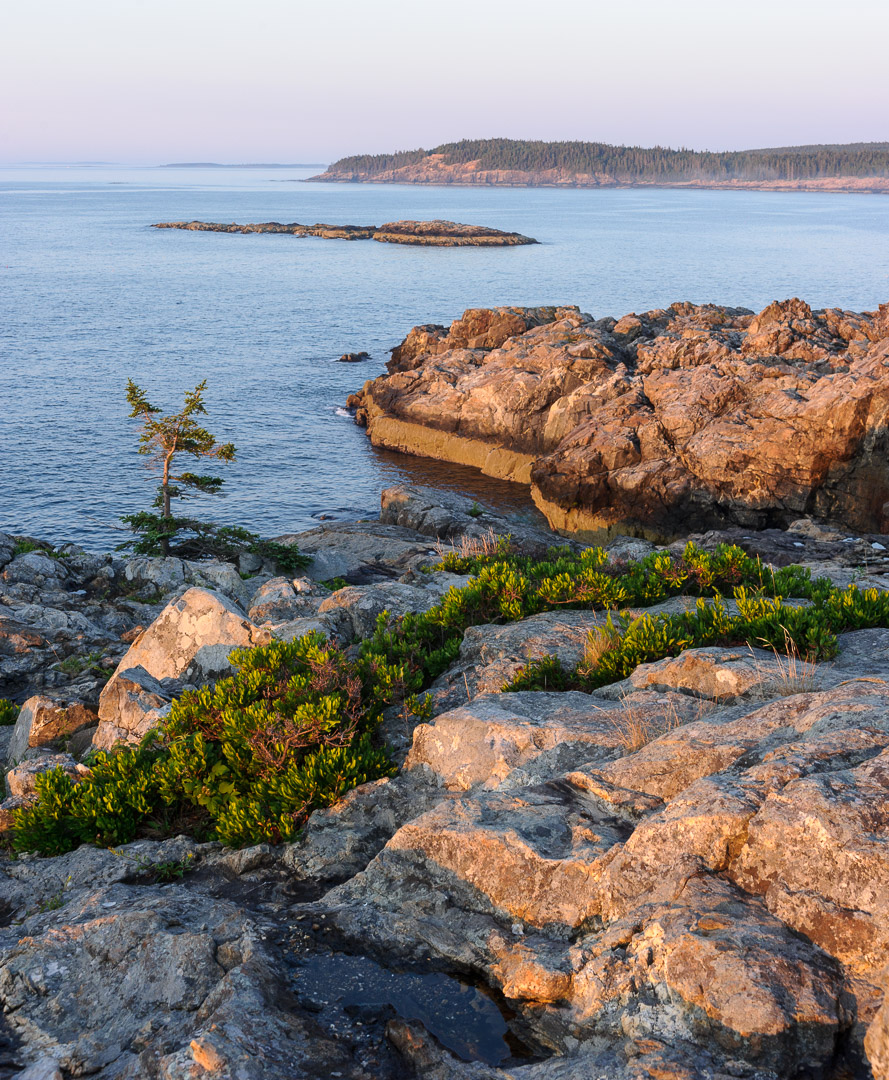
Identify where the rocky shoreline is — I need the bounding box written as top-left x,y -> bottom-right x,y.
310,158 -> 889,195
1,486 -> 889,1078
349,299 -> 889,542
153,220 -> 538,247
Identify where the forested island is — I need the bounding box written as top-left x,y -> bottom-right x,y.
310,138 -> 889,192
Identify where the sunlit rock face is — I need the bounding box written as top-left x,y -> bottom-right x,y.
351,299 -> 889,540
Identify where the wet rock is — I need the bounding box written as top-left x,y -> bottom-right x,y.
338,351 -> 370,363
0,839 -> 384,1079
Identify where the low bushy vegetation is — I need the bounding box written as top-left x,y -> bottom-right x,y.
14,635 -> 394,856
0,699 -> 19,727
120,515 -> 310,573
15,540 -> 889,855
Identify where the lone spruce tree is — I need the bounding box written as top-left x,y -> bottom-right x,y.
122,379 -> 236,557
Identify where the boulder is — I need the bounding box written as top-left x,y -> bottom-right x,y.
121,555 -> 260,608
7,752 -> 82,797
93,666 -> 174,751
2,551 -> 67,587
0,793 -> 30,833
275,521 -> 442,584
405,689 -> 707,791
427,609 -> 612,714
0,533 -> 16,570
7,695 -> 98,765
317,580 -> 445,641
247,576 -> 327,625
380,483 -> 576,557
106,587 -> 271,687
628,645 -> 810,701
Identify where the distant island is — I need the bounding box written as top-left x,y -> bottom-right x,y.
309,138 -> 889,193
152,219 -> 537,246
160,162 -> 326,169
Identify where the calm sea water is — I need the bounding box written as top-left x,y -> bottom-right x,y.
2,165 -> 888,552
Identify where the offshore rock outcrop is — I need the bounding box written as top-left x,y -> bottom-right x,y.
153,219 -> 537,246
349,299 -> 889,540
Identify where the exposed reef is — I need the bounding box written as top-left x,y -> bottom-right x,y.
348,299 -> 889,541
152,219 -> 538,246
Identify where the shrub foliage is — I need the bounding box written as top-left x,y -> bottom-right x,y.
15,540 -> 889,855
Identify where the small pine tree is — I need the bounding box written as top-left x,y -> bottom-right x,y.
122,379 -> 236,556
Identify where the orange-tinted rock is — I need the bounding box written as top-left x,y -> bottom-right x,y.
352,299 -> 889,540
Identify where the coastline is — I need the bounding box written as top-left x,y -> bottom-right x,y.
310,169 -> 889,195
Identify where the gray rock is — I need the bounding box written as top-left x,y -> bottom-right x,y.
247,576 -> 326,624
105,587 -> 271,689
427,609 -> 609,714
277,521 -> 442,584
0,532 -> 16,569
7,752 -> 81,797
405,689 -> 709,792
318,580 -> 445,641
380,483 -> 573,558
2,551 -> 67,587
93,666 -> 174,751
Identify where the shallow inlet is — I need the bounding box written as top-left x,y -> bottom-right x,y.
292,951 -> 537,1067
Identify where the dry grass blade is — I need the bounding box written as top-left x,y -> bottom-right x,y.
578,618 -> 621,675
752,629 -> 821,698
434,528 -> 510,562
598,692 -> 707,754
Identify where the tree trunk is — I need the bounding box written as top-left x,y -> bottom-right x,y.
161,454 -> 173,557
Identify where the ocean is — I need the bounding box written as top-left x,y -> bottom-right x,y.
2,164 -> 888,552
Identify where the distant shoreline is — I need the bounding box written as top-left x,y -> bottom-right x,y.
309,171 -> 889,195
311,138 -> 889,195
160,162 -> 327,169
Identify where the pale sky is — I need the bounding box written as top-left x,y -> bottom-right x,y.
2,0 -> 887,163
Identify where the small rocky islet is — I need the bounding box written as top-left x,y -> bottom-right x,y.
152,219 -> 538,246
3,299 -> 889,1078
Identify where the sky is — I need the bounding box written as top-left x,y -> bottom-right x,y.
2,0 -> 887,164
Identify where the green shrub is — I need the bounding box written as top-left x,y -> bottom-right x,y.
322,577 -> 349,592
18,541 -> 889,858
119,516 -> 310,573
14,634 -> 394,855
505,583 -> 889,693
0,699 -> 19,727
